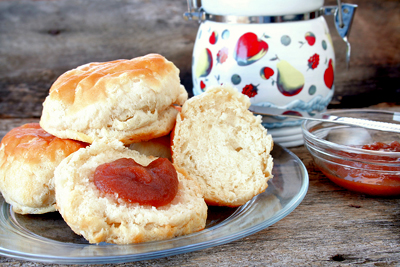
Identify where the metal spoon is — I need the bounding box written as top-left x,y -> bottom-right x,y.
249,105 -> 400,133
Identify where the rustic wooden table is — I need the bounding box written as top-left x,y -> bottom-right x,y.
1,0 -> 399,265
0,107 -> 399,267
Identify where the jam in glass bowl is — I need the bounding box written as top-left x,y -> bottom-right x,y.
301,109 -> 400,196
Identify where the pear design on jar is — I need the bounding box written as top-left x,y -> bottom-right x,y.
195,48 -> 213,78
276,60 -> 305,96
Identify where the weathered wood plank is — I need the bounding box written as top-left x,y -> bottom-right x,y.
0,0 -> 399,118
1,1 -> 399,264
0,0 -> 198,117
0,115 -> 399,266
325,0 -> 400,108
0,106 -> 400,266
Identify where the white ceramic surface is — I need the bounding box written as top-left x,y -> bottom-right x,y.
201,0 -> 324,16
192,17 -> 335,140
191,0 -> 336,147
268,125 -> 304,147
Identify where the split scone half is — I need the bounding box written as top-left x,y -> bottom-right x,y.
0,123 -> 87,214
54,140 -> 207,244
40,54 -> 188,144
172,85 -> 274,207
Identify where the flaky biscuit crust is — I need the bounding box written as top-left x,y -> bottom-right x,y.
0,123 -> 86,214
54,140 -> 207,244
40,54 -> 188,144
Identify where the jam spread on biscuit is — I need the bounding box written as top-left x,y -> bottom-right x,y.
94,158 -> 179,207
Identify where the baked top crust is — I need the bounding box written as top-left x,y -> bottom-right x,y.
54,140 -> 207,244
40,54 -> 188,144
0,123 -> 87,214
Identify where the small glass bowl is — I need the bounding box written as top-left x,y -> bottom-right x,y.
301,109 -> 400,196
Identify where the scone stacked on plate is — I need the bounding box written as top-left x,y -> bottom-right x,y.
0,54 -> 207,244
172,85 -> 274,207
38,54 -> 207,244
54,140 -> 206,244
40,54 -> 188,144
0,123 -> 87,214
0,53 -> 274,245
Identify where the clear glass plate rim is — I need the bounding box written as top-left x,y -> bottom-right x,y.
0,144 -> 309,264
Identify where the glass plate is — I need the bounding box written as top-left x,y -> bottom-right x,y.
0,144 -> 308,264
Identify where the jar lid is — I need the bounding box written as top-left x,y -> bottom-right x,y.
201,0 -> 324,16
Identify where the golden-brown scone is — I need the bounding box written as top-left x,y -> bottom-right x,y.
40,54 -> 188,144
0,123 -> 87,214
129,134 -> 172,161
54,140 -> 207,244
172,85 -> 274,207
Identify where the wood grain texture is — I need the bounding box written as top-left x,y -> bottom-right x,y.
0,0 -> 399,118
324,0 -> 400,108
0,0 -> 399,265
0,108 -> 399,266
0,0 -> 197,118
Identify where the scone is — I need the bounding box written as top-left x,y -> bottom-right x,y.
172,85 -> 274,207
54,140 -> 207,244
40,54 -> 188,144
129,134 -> 172,161
0,123 -> 87,214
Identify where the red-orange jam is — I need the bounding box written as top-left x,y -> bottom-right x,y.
94,158 -> 179,207
362,141 -> 400,152
321,141 -> 400,196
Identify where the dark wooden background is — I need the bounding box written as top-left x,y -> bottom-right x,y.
0,0 -> 399,119
0,1 -> 400,266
